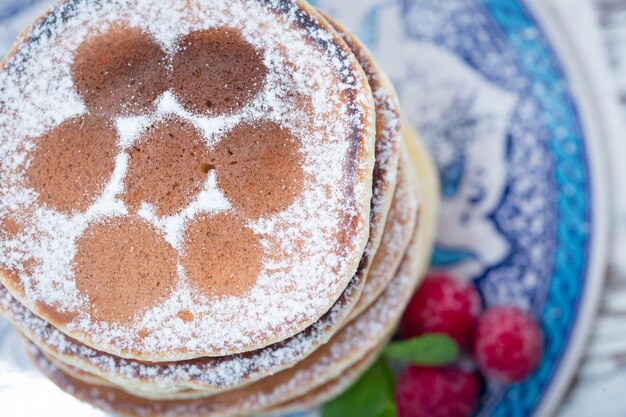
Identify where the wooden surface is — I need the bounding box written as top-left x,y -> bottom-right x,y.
557,1 -> 626,415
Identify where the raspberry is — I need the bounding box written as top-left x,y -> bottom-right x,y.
400,274 -> 482,348
396,365 -> 481,417
472,306 -> 543,384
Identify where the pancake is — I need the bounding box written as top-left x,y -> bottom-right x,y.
38,340 -> 386,407
39,348 -> 115,389
28,338 -> 387,417
22,127 -> 438,415
41,339 -> 386,411
27,232 -> 413,417
349,147 -> 419,320
0,0 -> 378,361
0,240 -> 369,397
0,6 -> 406,393
0,152 -> 412,398
402,125 -> 440,271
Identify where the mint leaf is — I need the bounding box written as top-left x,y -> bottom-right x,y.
378,402 -> 398,417
383,334 -> 460,366
322,358 -> 397,417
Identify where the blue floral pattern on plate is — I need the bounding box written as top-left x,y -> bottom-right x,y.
0,1 -> 607,417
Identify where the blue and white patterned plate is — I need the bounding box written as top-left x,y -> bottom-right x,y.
0,1 -> 609,417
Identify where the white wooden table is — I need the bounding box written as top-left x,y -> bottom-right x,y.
555,1 -> 626,415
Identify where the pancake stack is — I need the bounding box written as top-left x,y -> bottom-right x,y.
0,1 -> 439,416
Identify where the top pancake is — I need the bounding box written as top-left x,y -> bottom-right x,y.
0,0 -> 376,361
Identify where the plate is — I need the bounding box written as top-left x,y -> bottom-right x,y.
0,1 -> 609,417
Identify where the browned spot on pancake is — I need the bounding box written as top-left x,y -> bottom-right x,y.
183,213 -> 262,297
209,122 -> 304,218
172,28 -> 267,114
177,310 -> 194,323
73,26 -> 168,115
36,301 -> 78,326
21,258 -> 36,277
73,217 -> 178,325
2,217 -> 21,237
0,267 -> 25,297
26,116 -> 118,214
123,118 -> 210,216
0,251 -> 37,299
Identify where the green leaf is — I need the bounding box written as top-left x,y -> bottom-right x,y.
383,334 -> 460,366
378,401 -> 398,417
322,358 -> 397,417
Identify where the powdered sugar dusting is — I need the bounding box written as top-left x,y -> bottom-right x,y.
340,24 -> 403,262
27,219 -> 422,416
327,19 -> 403,288
136,171 -> 230,251
0,273 -> 363,393
369,83 -> 403,239
0,0 -> 375,359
